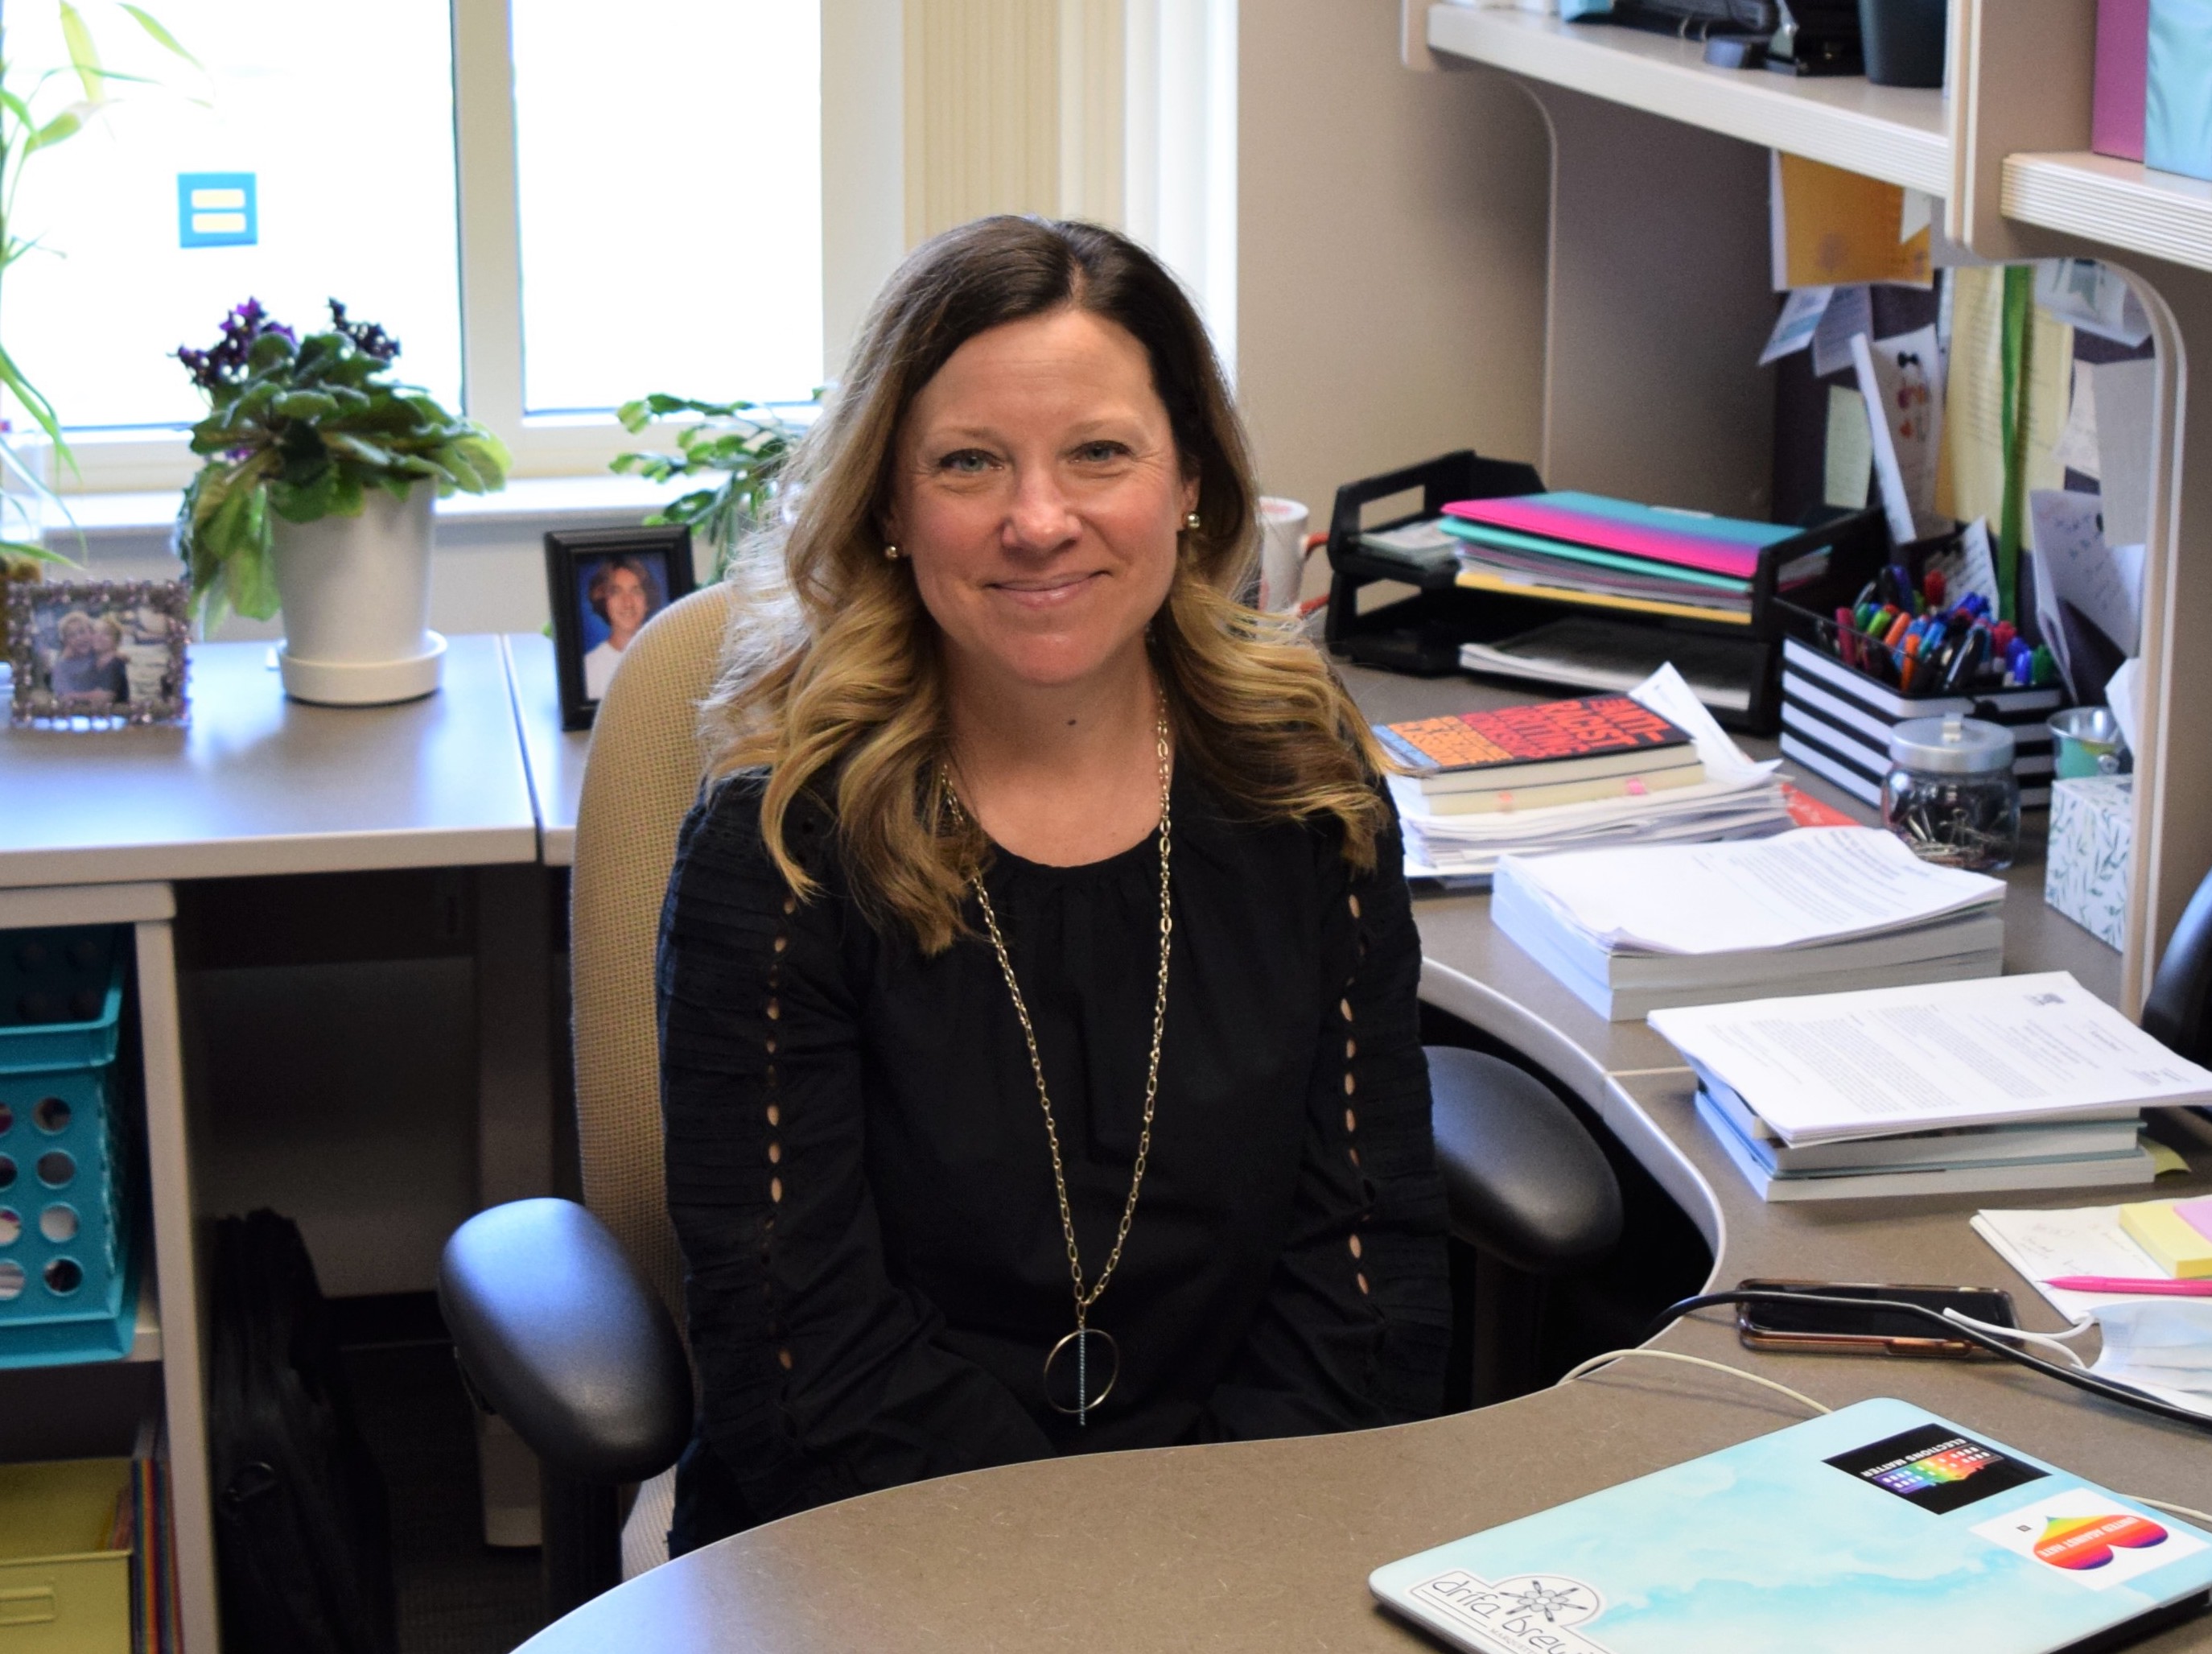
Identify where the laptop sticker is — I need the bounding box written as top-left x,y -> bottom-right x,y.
1973,1489 -> 2208,1591
1825,1424 -> 2048,1514
1407,1570 -> 1613,1654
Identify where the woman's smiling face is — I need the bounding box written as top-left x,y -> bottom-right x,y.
885,306 -> 1197,695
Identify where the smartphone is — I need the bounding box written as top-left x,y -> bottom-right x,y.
1734,1279 -> 2019,1359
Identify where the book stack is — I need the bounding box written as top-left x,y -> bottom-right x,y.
1650,973 -> 2212,1202
1386,666 -> 1795,885
1493,827 -> 2006,1021
1378,692 -> 1707,819
1440,490 -> 1830,625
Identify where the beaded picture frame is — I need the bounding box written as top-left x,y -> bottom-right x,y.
6,578 -> 192,729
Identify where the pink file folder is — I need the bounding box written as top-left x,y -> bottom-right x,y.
2095,0 -> 2148,163
1442,498 -> 1768,581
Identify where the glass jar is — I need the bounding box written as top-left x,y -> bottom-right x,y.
1881,715 -> 2020,871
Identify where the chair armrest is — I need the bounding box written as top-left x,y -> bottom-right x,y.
1426,1046 -> 1623,1275
439,1198 -> 692,1484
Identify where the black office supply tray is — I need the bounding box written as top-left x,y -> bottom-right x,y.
1321,448 -> 1885,735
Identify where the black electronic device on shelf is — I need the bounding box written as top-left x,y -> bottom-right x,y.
1321,449 -> 1888,736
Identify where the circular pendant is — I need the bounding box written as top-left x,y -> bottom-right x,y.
1043,1326 -> 1120,1419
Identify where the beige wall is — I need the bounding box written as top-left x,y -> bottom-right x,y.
1237,1 -> 1551,581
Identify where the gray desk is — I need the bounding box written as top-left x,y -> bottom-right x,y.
517,665 -> 2198,1654
0,635 -> 549,1652
503,632 -> 590,867
0,635 -> 537,886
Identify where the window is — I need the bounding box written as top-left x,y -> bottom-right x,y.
510,0 -> 823,415
17,0 -> 832,489
7,0 -> 464,432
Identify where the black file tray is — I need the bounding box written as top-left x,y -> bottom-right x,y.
1322,448 -> 1887,736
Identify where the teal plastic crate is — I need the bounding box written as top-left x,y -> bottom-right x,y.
0,927 -> 138,1367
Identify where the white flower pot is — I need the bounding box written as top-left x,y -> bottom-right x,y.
270,480 -> 446,705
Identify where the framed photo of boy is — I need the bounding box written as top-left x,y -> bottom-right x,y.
8,580 -> 191,728
543,526 -> 696,731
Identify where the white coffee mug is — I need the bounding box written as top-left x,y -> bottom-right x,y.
1257,497 -> 1309,613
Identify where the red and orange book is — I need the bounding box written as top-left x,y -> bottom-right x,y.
1378,694 -> 1701,797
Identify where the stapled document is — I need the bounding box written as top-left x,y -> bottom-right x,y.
1650,973 -> 2212,1145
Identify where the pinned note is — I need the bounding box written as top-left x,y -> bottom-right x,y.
1823,386 -> 1873,509
1771,154 -> 1931,290
1853,326 -> 1944,545
2092,357 -> 2159,548
1761,285 -> 1834,365
1810,284 -> 1872,378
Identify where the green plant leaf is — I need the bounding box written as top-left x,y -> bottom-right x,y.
324,431 -> 395,469
58,2 -> 105,103
245,329 -> 295,371
117,5 -> 203,68
274,389 -> 340,420
29,106 -> 84,151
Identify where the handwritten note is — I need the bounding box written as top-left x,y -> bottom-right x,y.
2030,487 -> 2140,655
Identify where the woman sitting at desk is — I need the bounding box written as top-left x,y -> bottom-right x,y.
657,216 -> 1448,1551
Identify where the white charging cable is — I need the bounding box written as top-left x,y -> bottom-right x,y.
1556,1347 -> 1833,1416
1555,1343 -> 2208,1531
1942,1306 -> 2097,1371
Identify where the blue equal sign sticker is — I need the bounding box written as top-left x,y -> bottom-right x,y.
177,172 -> 257,248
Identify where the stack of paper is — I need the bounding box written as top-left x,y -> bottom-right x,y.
1396,665 -> 1794,885
1651,973 -> 2212,1202
1493,827 -> 2006,1020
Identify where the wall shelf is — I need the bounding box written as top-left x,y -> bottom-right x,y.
2004,151 -> 2212,276
1424,6 -> 1950,196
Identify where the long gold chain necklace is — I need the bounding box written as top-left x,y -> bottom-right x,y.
942,709 -> 1173,1427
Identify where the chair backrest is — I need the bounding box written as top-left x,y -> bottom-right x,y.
569,583 -> 739,1323
2144,864 -> 2212,1070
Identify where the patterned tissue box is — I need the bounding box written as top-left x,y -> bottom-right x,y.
2045,774 -> 2134,951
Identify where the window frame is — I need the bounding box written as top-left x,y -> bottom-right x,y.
54,0 -> 894,495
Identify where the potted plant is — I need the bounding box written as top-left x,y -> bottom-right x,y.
611,394 -> 807,581
175,298 -> 509,704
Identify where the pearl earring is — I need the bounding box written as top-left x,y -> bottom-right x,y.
1184,513 -> 1201,531
884,543 -> 902,561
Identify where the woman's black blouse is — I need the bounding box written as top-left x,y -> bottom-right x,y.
654,765 -> 1450,1553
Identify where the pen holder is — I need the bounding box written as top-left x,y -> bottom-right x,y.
1774,598 -> 2068,808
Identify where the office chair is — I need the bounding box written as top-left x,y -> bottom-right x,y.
438,584 -> 1625,1616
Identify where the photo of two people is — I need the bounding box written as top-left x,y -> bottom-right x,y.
12,584 -> 190,723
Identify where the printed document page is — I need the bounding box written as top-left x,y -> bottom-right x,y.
1650,972 -> 2212,1142
1498,827 -> 2001,955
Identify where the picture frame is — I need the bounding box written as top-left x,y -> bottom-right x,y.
7,579 -> 192,729
543,526 -> 696,732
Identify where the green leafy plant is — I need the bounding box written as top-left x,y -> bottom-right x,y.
175,299 -> 510,627
1,2 -> 198,568
611,394 -> 809,580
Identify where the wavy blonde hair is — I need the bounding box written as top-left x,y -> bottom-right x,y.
703,215 -> 1389,953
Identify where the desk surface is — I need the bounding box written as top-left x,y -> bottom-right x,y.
503,632 -> 590,868
526,1069 -> 2212,1654
518,664 -> 2199,1652
0,634 -> 538,887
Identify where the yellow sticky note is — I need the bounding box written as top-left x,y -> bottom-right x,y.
2118,1198 -> 2212,1278
1774,154 -> 1931,289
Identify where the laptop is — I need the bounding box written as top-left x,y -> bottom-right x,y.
1370,1396 -> 2212,1654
